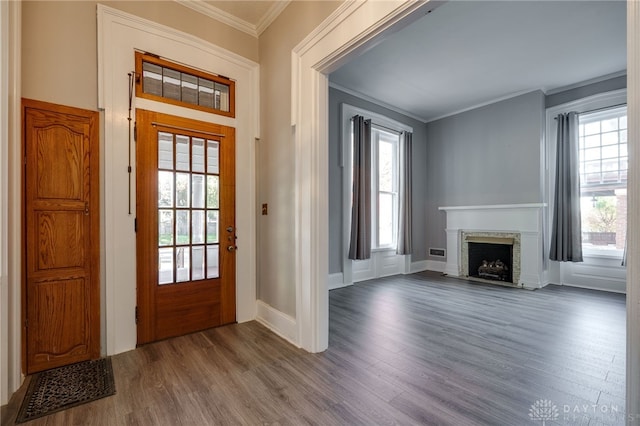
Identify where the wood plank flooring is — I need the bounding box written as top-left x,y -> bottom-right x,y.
1,271 -> 626,425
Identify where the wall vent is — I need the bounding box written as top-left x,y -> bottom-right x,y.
429,248 -> 446,257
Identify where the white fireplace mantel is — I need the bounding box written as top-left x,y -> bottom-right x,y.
438,203 -> 547,289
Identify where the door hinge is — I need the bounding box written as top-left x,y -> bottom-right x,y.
135,306 -> 139,324
133,122 -> 137,142
134,218 -> 137,232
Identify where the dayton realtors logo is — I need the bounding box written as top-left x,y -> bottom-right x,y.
529,399 -> 559,425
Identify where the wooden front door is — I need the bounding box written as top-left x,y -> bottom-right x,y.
136,110 -> 236,345
23,99 -> 100,374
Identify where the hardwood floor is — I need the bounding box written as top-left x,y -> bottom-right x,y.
1,271 -> 626,425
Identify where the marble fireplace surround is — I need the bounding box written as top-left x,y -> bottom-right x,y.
461,231 -> 521,286
438,204 -> 546,289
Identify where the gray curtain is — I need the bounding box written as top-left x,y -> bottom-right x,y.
397,131 -> 412,255
348,116 -> 372,260
550,112 -> 583,262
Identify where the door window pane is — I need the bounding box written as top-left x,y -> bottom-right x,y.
159,210 -> 173,246
158,171 -> 174,208
176,247 -> 190,282
192,138 -> 205,173
158,248 -> 174,285
192,210 -> 205,244
176,173 -> 190,207
207,176 -> 219,208
207,211 -> 219,243
192,175 -> 205,208
176,210 -> 190,245
158,132 -> 173,169
207,141 -> 219,174
176,135 -> 190,171
192,246 -> 205,281
207,245 -> 219,278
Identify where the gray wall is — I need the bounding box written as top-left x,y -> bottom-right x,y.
328,87 -> 429,273
546,75 -> 626,108
425,91 -> 546,261
331,77 -> 624,271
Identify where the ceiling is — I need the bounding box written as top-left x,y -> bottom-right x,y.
329,1 -> 627,123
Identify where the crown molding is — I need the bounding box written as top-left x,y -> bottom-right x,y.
329,81 -> 428,123
256,1 -> 291,36
174,0 -> 289,38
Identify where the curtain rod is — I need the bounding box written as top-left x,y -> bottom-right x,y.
554,102 -> 627,119
351,115 -> 406,135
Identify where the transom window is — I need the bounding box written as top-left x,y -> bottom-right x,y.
135,51 -> 235,118
578,105 -> 627,253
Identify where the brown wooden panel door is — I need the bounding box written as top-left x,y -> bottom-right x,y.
136,110 -> 236,345
23,99 -> 100,374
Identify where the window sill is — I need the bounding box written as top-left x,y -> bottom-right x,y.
371,247 -> 398,253
582,249 -> 624,260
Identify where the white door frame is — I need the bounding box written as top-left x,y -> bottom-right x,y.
98,5 -> 259,355
290,0 -> 431,352
291,0 -> 640,418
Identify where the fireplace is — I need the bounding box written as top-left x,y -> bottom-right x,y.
439,204 -> 544,289
468,240 -> 513,283
460,231 -> 521,286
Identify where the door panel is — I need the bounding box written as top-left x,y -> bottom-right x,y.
136,109 -> 236,345
23,99 -> 100,374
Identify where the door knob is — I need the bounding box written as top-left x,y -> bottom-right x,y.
227,245 -> 237,252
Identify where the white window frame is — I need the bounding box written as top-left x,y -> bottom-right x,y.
371,125 -> 400,250
340,103 -> 412,284
545,89 -> 627,260
578,105 -> 627,257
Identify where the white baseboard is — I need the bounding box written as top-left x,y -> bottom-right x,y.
409,260 -> 428,273
426,260 -> 446,273
255,300 -> 299,347
329,272 -> 351,290
561,280 -> 627,294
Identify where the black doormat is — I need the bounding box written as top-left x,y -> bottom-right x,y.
16,358 -> 116,424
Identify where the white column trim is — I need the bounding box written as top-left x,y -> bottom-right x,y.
627,0 -> 640,421
291,0 -> 434,352
1,0 -> 22,404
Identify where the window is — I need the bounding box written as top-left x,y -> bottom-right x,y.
157,131 -> 221,284
371,126 -> 400,249
578,105 -> 627,254
135,51 -> 235,118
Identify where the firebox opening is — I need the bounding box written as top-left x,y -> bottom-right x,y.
468,242 -> 513,283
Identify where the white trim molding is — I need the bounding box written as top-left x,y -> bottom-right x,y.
627,0 -> 640,419
291,0 -> 435,353
328,273 -> 348,290
1,0 -> 21,404
98,5 -> 258,356
174,0 -> 290,38
255,301 -> 297,346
